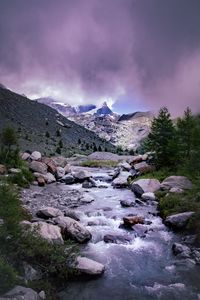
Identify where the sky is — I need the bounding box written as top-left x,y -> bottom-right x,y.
0,0 -> 200,115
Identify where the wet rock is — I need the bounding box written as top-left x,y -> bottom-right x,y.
30,151 -> 42,161
141,192 -> 156,201
22,221 -> 64,244
165,212 -> 194,229
3,285 -> 39,300
111,167 -> 121,180
172,243 -> 191,258
82,179 -> 96,188
30,161 -> 47,175
120,199 -> 135,207
191,249 -> 200,264
103,234 -> 132,244
36,207 -> 63,219
112,171 -> 132,188
161,176 -> 192,190
75,256 -> 105,276
54,216 -> 92,243
135,198 -> 146,205
80,194 -> 95,204
0,164 -> 7,175
123,215 -> 144,227
131,179 -> 160,197
59,174 -> 75,184
64,208 -> 82,221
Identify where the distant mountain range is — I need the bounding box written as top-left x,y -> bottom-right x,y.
36,97 -> 153,150
0,87 -> 116,156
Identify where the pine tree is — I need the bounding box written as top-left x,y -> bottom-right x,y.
148,107 -> 177,168
177,107 -> 195,159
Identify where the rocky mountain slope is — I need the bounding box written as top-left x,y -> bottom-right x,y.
0,87 -> 116,156
36,97 -> 153,151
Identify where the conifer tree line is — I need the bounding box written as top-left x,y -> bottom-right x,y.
143,107 -> 200,176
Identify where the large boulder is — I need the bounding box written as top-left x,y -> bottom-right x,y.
75,256 -> 105,276
161,176 -> 192,190
30,161 -> 47,175
36,207 -> 63,219
30,151 -> 42,161
165,212 -> 194,229
112,171 -> 132,188
3,286 -> 39,300
22,221 -> 64,244
131,179 -> 160,197
54,216 -> 92,243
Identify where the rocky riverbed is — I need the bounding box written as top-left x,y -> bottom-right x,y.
19,164 -> 200,300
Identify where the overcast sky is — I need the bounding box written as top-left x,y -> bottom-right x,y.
0,0 -> 200,114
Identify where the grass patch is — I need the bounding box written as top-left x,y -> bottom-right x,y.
6,167 -> 34,188
0,184 -> 78,296
81,159 -> 118,168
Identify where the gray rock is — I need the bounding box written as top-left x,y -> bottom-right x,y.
3,286 -> 39,300
23,262 -> 42,281
64,209 -> 82,221
120,199 -> 135,207
36,207 -> 63,219
133,161 -> 153,174
0,218 -> 4,226
54,216 -> 92,243
103,234 -> 132,244
112,171 -> 132,188
141,192 -> 156,201
132,224 -> 148,237
131,179 -> 160,197
172,243 -> 191,258
73,169 -> 92,181
174,258 -> 196,269
161,176 -> 192,190
56,167 -> 65,179
30,161 -> 47,175
170,187 -> 184,193
60,174 -> 75,184
38,291 -> 46,300
52,156 -> 68,168
165,212 -> 194,229
22,221 -> 64,244
21,152 -> 31,161
30,151 -> 42,161
118,161 -> 132,171
75,256 -> 105,275
33,172 -> 56,184
8,168 -> 22,174
80,194 -> 95,204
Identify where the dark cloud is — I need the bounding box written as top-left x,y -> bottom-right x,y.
0,0 -> 200,114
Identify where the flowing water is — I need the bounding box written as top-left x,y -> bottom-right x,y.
59,168 -> 200,300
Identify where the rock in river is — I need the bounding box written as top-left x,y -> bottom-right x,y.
123,215 -> 144,227
54,216 -> 92,243
131,179 -> 160,197
75,256 -> 105,276
36,207 -> 63,219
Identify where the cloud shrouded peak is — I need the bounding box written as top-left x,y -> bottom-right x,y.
0,0 -> 200,115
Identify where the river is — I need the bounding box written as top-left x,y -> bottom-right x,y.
57,167 -> 200,300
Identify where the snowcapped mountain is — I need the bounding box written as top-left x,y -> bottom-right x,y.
35,97 -> 153,151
